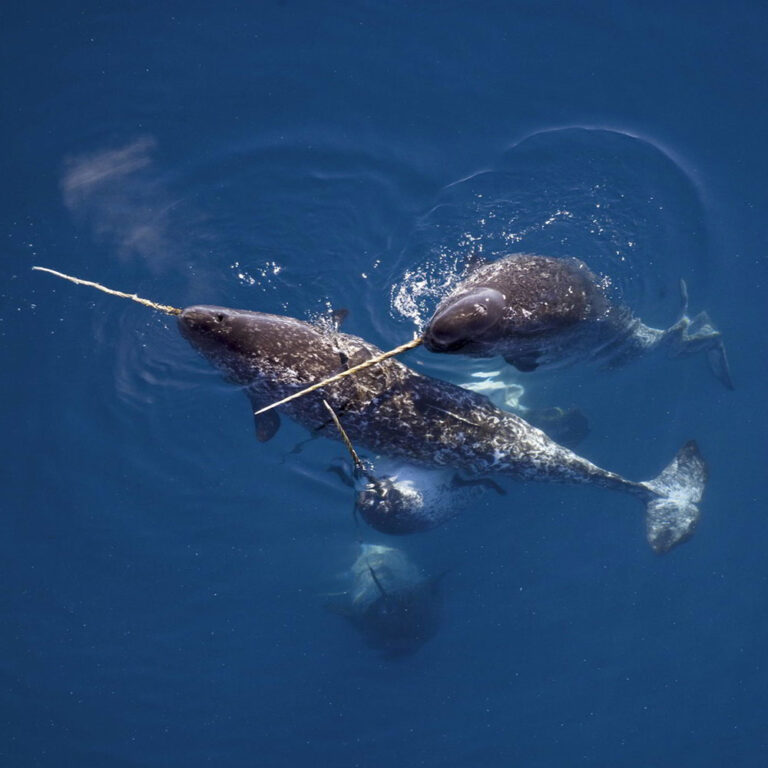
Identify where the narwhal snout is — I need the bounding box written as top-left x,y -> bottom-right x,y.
177,305 -> 266,385
178,305 -> 230,339
423,288 -> 505,352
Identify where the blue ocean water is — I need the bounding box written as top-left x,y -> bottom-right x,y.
2,2 -> 767,766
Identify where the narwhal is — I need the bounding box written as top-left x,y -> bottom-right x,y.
325,543 -> 445,658
421,253 -> 733,388
34,267 -> 707,553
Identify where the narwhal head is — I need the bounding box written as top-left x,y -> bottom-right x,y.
178,305 -> 281,385
422,288 -> 505,353
355,471 -> 437,534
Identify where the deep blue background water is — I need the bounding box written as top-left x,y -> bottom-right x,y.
2,2 -> 767,766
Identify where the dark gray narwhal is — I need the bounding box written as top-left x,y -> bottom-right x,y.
178,305 -> 706,553
422,253 -> 733,389
325,544 -> 444,658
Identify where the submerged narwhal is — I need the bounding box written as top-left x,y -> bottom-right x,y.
325,543 -> 445,657
422,253 -> 733,389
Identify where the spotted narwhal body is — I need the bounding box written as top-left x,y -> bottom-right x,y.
422,253 -> 733,389
178,305 -> 706,553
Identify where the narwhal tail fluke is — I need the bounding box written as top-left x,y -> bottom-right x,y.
663,281 -> 734,390
640,441 -> 707,554
706,335 -> 734,391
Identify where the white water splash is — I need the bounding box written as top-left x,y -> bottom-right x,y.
390,250 -> 470,329
231,260 -> 283,290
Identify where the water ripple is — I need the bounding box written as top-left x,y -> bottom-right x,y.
389,127 -> 710,332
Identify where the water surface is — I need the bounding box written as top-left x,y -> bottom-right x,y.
2,3 -> 767,767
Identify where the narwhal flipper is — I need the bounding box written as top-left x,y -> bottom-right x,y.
662,280 -> 734,390
247,392 -> 282,441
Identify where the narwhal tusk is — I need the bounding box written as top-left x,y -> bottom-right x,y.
34,264 -> 423,407
254,336 -> 423,416
32,266 -> 182,315
322,399 -> 364,471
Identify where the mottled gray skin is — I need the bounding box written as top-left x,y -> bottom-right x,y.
178,305 -> 706,552
353,462 -> 445,535
423,253 -> 733,388
179,306 -> 638,486
336,457 -> 504,535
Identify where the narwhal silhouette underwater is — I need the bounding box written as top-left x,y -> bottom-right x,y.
421,252 -> 733,388
324,543 -> 445,658
34,267 -> 707,553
